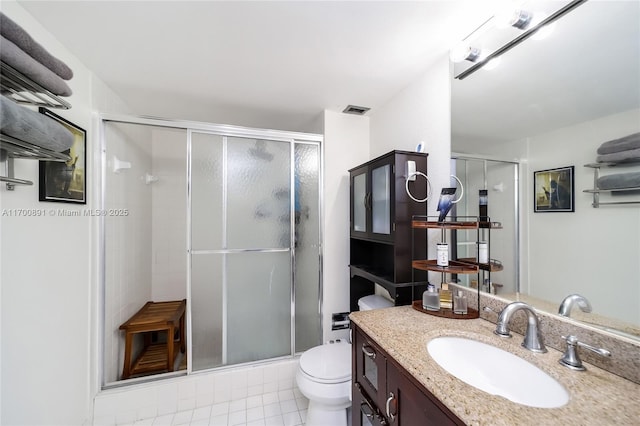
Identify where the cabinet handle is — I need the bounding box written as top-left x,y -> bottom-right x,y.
386,392 -> 397,423
362,344 -> 376,359
360,402 -> 374,420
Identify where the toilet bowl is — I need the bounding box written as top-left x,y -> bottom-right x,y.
296,342 -> 352,426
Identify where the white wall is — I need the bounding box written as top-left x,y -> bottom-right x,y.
369,55 -> 452,288
0,2 -> 132,424
524,109 -> 640,326
370,56 -> 452,217
322,110 -> 370,342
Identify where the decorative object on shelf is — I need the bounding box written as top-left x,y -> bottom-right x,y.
38,108 -> 86,204
436,175 -> 464,221
534,166 -> 574,212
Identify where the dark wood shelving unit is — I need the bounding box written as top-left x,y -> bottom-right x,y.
349,150 -> 429,311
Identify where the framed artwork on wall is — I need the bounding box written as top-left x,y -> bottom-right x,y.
38,108 -> 87,204
534,166 -> 574,212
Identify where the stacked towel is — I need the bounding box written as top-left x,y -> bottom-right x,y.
597,132 -> 640,155
0,12 -> 73,97
596,132 -> 640,163
0,12 -> 73,80
597,171 -> 640,190
0,95 -> 74,152
0,36 -> 72,96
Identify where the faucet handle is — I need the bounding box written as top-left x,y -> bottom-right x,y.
483,306 -> 499,316
559,335 -> 611,371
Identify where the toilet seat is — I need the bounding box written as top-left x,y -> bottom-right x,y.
299,343 -> 351,384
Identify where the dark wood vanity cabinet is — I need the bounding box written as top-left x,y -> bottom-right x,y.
349,150 -> 429,311
352,325 -> 464,426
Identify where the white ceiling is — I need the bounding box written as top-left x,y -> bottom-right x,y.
18,0 -> 503,132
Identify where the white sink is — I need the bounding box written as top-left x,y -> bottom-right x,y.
427,336 -> 569,408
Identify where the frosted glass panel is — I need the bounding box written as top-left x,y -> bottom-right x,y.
191,254 -> 224,371
372,164 -> 390,234
353,173 -> 366,232
227,251 -> 291,364
191,132 -> 224,250
227,138 -> 291,249
294,143 -> 321,352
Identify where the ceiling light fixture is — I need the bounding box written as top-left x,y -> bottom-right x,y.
453,0 -> 587,80
450,45 -> 483,63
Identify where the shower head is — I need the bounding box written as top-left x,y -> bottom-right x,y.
249,140 -> 274,162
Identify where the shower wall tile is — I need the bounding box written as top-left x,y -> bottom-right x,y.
93,359 -> 301,425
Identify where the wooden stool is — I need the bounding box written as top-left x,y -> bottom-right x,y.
119,299 -> 186,379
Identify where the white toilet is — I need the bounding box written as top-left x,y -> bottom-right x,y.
296,294 -> 393,426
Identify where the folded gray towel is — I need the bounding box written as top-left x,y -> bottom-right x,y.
597,132 -> 640,155
0,12 -> 73,80
596,148 -> 640,164
597,172 -> 640,190
0,95 -> 74,152
0,36 -> 72,96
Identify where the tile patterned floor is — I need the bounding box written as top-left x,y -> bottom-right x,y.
122,389 -> 308,426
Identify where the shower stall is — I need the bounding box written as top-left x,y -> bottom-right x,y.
451,156 -> 519,295
100,116 -> 323,386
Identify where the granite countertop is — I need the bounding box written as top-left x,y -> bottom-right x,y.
350,306 -> 640,426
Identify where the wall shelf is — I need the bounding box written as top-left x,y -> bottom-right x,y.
0,61 -> 73,189
0,61 -> 71,110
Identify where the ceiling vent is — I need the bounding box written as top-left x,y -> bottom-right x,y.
342,105 -> 370,115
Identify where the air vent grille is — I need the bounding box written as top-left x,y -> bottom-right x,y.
342,105 -> 370,115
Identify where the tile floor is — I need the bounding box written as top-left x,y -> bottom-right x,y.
120,389 -> 308,426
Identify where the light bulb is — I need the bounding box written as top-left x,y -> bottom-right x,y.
450,44 -> 482,63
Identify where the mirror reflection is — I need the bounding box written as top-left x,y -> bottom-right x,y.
451,0 -> 640,339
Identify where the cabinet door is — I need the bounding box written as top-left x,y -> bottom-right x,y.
386,359 -> 462,426
353,383 -> 388,426
354,327 -> 387,410
370,160 -> 392,237
351,166 -> 369,238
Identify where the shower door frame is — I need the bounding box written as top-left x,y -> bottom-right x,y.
98,114 -> 324,388
451,154 -> 521,294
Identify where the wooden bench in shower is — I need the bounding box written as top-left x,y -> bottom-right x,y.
119,299 -> 186,379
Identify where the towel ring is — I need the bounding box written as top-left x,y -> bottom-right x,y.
405,171 -> 432,203
451,175 -> 464,204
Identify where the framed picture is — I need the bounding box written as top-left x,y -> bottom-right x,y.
38,108 -> 86,204
534,166 -> 574,212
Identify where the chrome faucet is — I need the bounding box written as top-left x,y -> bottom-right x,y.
494,302 -> 547,353
559,335 -> 610,371
558,294 -> 592,317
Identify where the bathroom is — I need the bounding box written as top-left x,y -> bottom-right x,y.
1,1 -> 639,425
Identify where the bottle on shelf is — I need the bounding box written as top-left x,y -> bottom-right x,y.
453,290 -> 468,314
439,283 -> 453,309
422,285 -> 440,311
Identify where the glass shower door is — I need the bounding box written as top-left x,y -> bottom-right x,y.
190,133 -> 292,370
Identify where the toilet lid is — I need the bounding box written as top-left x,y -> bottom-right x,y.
299,343 -> 351,383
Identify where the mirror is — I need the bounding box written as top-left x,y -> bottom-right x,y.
451,0 -> 640,340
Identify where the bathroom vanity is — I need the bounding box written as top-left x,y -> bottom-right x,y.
350,306 -> 640,426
